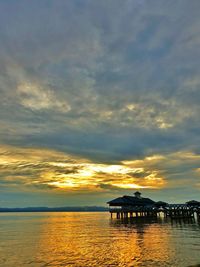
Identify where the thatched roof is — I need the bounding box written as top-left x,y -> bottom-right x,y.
186,200 -> 200,206
107,195 -> 155,206
155,201 -> 168,207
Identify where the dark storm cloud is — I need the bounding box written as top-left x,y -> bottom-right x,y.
0,0 -> 200,205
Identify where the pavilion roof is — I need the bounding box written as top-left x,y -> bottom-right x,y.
186,200 -> 200,206
107,195 -> 155,206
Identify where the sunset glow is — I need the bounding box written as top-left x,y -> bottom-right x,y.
1,0 -> 200,207
1,143 -> 200,201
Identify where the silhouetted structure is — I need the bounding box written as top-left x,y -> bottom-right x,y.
107,192 -> 157,219
107,192 -> 200,220
107,191 -> 155,207
186,200 -> 200,207
155,201 -> 168,208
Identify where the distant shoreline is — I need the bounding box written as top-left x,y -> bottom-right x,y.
0,207 -> 108,213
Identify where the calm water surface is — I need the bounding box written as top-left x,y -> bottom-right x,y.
0,212 -> 200,267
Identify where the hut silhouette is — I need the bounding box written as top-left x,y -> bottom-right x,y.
107,191 -> 155,208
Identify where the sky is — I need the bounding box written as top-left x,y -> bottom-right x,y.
0,0 -> 200,207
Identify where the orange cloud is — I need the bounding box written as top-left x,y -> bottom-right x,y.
0,145 -> 166,192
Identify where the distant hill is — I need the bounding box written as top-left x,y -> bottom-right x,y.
0,206 -> 108,212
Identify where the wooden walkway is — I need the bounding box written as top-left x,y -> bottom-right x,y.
110,206 -> 158,219
109,204 -> 200,220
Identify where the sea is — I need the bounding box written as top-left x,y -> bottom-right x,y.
0,212 -> 200,267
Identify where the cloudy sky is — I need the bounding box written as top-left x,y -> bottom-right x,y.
1,0 -> 200,207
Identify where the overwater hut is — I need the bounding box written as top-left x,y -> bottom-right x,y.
186,200 -> 200,207
107,191 -> 156,218
155,201 -> 168,208
107,191 -> 155,208
107,192 -> 200,219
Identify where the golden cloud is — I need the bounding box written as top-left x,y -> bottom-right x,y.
0,145 -> 167,192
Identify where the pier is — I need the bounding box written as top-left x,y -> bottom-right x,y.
110,206 -> 158,219
107,192 -> 200,220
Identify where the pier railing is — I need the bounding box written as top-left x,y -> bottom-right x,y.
109,204 -> 200,220
109,206 -> 157,212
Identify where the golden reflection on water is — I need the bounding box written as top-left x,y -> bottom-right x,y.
0,212 -> 200,266
108,217 -> 173,266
